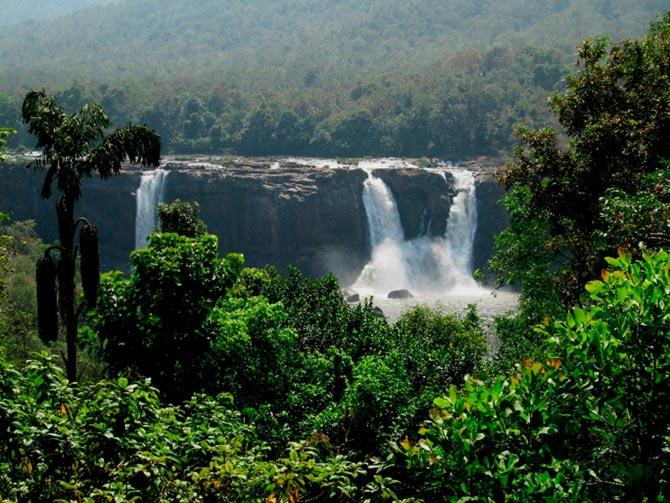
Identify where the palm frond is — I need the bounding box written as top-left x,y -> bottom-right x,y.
22,89 -> 65,155
88,124 -> 161,179
71,104 -> 110,149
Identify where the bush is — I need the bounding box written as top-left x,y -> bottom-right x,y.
393,304 -> 487,393
403,250 -> 670,500
262,266 -> 390,358
157,199 -> 208,237
0,355 -> 407,502
93,233 -> 243,400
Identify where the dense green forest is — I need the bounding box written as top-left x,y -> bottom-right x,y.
0,1 -> 668,157
1,7 -> 670,503
0,0 -> 665,85
0,44 -> 566,157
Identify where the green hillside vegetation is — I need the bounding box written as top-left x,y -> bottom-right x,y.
0,0 -> 668,157
0,44 -> 566,157
0,0 -> 666,86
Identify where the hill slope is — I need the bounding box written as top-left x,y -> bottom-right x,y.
0,0 -> 667,87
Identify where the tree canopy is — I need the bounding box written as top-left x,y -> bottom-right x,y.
492,11 -> 670,319
0,0 -> 663,86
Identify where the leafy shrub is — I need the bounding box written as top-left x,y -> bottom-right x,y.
0,216 -> 44,365
157,198 -> 208,237
206,296 -> 299,408
403,250 -> 670,500
0,355 -> 407,502
393,304 -> 487,393
262,266 -> 390,358
93,233 -> 243,400
339,354 -> 414,455
310,306 -> 488,457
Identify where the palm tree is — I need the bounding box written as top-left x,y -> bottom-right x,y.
23,89 -> 161,382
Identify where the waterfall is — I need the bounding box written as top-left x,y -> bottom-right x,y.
443,168 -> 479,291
135,168 -> 170,249
361,170 -> 405,248
353,165 -> 480,296
354,169 -> 410,293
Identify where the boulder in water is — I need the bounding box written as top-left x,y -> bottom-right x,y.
347,293 -> 360,303
388,289 -> 414,299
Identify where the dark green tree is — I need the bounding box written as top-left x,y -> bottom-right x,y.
23,89 -> 161,382
157,199 -> 207,237
0,126 -> 14,160
93,233 -> 244,400
492,13 -> 670,319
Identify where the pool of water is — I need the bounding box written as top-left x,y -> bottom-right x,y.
363,289 -> 518,323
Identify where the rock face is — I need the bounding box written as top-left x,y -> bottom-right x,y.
0,162 -> 139,270
163,162 -> 370,284
0,158 -> 508,286
473,175 -> 509,273
373,169 -> 453,240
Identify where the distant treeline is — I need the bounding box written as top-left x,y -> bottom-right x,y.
1,45 -> 566,158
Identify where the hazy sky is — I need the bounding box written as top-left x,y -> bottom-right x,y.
0,0 -> 117,26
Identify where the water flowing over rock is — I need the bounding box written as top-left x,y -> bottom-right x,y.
135,168 -> 170,249
444,168 -> 479,291
353,164 -> 482,295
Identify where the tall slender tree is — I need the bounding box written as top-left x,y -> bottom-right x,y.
23,89 -> 161,382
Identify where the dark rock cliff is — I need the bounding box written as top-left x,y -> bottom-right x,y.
1,158 -> 508,286
0,162 -> 139,270
163,162 -> 370,285
473,175 -> 508,274
373,169 -> 454,240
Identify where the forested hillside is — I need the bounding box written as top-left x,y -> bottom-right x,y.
0,0 -> 668,157
0,0 -> 666,86
0,0 -> 114,27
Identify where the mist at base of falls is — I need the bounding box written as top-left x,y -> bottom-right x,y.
353,165 -> 485,297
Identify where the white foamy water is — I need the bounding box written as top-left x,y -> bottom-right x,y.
443,168 -> 480,293
353,164 -> 485,296
135,168 -> 170,249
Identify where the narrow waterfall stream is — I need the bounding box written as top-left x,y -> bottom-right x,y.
353,165 -> 482,296
354,168 -> 411,293
444,168 -> 479,291
135,168 -> 170,249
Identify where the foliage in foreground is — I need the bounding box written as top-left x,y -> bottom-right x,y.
0,357 -> 407,502
404,250 -> 670,500
2,250 -> 669,501
0,217 -> 44,365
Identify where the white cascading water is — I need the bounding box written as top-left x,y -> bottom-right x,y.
443,168 -> 479,291
353,164 -> 480,295
135,168 -> 170,249
354,168 -> 411,293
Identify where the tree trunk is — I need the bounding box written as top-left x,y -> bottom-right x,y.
57,195 -> 77,382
